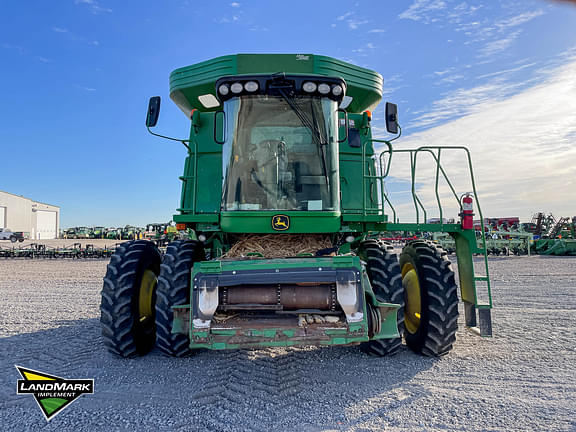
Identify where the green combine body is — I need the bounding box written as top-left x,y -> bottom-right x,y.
100,54 -> 493,359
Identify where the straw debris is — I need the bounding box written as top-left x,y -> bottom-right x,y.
223,234 -> 332,258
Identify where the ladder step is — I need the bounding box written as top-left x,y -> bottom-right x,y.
474,276 -> 488,281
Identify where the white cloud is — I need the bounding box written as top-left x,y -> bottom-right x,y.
461,8 -> 545,60
496,10 -> 545,29
2,43 -> 25,55
476,61 -> 538,79
334,11 -> 369,30
436,73 -> 465,85
479,29 -> 522,57
52,27 -> 69,33
337,11 -> 353,21
347,19 -> 369,30
378,58 -> 576,221
408,78 -> 523,129
76,85 -> 96,91
249,25 -> 269,32
217,15 -> 239,23
230,2 -> 240,7
433,67 -> 455,76
75,0 -> 112,14
398,0 -> 447,24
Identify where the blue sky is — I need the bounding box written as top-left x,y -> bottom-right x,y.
1,0 -> 576,227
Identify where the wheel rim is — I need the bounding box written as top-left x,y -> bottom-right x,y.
139,269 -> 157,323
402,262 -> 421,334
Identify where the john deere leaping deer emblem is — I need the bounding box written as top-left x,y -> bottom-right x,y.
272,215 -> 290,231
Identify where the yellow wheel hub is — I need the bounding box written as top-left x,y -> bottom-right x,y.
402,263 -> 421,334
139,269 -> 157,323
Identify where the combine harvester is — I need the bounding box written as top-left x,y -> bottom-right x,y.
100,54 -> 493,358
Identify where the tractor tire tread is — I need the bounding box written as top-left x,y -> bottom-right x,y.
156,240 -> 205,357
359,240 -> 404,357
401,240 -> 458,357
100,240 -> 161,357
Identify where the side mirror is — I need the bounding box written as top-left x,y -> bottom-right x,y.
146,96 -> 161,128
214,111 -> 226,144
337,109 -> 349,143
385,102 -> 398,134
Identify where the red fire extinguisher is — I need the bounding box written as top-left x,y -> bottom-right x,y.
460,193 -> 474,230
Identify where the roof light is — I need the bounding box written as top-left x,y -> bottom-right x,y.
318,83 -> 330,95
340,96 -> 353,109
332,85 -> 343,96
244,81 -> 259,92
231,82 -> 243,94
198,94 -> 220,109
218,84 -> 229,96
303,82 -> 317,93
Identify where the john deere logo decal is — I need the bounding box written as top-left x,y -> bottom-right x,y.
272,215 -> 290,231
15,366 -> 94,421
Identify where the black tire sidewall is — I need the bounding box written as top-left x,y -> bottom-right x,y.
156,240 -> 205,356
130,243 -> 161,354
399,243 -> 429,351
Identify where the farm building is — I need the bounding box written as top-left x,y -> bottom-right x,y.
0,190 -> 60,239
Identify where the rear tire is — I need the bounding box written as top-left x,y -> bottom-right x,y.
358,240 -> 404,356
100,240 -> 161,357
400,240 -> 458,357
156,240 -> 205,357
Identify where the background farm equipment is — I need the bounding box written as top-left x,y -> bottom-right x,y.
89,226 -> 106,239
105,227 -> 123,240
62,227 -> 90,239
144,222 -> 179,246
0,242 -> 118,258
432,228 -> 533,256
120,225 -> 143,240
530,214 -> 576,255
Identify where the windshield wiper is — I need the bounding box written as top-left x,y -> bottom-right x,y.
309,98 -> 329,187
277,89 -> 329,186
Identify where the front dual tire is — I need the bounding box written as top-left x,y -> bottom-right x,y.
360,240 -> 459,357
100,240 -> 203,358
100,241 -> 161,357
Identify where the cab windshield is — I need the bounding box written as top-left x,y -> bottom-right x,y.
222,95 -> 339,211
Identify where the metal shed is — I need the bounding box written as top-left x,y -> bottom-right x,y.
0,191 -> 60,239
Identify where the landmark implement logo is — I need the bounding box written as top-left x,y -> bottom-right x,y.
15,366 -> 94,421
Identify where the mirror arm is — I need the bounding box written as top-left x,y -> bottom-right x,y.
387,124 -> 402,143
146,126 -> 190,151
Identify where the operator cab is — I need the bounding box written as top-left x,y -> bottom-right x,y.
215,75 -> 346,212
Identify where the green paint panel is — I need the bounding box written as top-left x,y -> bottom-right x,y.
212,329 -> 237,336
170,56 -> 237,115
188,327 -> 371,350
220,211 -> 341,233
169,54 -> 382,114
193,255 -> 362,274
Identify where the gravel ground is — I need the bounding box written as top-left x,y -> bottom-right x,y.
0,255 -> 575,431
